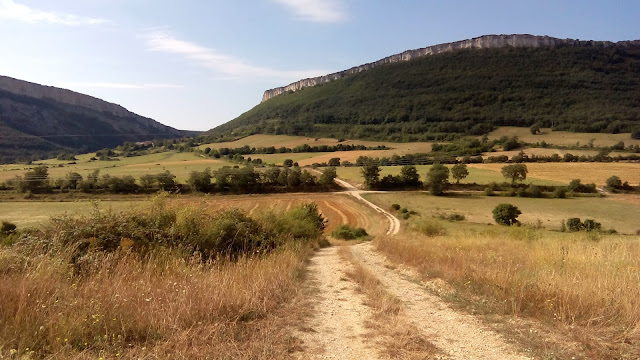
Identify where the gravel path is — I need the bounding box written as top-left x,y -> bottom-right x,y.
350,243 -> 531,360
294,246 -> 382,359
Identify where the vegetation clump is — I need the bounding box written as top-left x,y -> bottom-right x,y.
492,203 -> 522,226
331,224 -> 368,240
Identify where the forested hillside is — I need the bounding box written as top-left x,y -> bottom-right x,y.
209,45 -> 640,142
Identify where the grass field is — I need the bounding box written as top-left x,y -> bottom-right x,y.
0,193 -> 387,235
0,152 -> 228,183
486,126 -> 640,147
364,192 -> 640,234
336,165 -> 564,188
470,162 -> 640,187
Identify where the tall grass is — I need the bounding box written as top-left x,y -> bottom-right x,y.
376,225 -> 640,358
0,199 -> 324,358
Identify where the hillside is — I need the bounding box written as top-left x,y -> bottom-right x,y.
208,34 -> 640,142
0,76 -> 185,163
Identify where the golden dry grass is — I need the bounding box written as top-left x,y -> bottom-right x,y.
375,226 -> 640,358
0,245 -> 311,359
469,162 -> 640,187
485,126 -> 640,147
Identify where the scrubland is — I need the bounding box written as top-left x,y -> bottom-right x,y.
376,222 -> 640,358
0,197 -> 326,359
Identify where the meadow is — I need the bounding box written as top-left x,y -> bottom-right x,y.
0,152 -> 227,183
374,221 -> 640,358
486,126 -> 640,147
364,192 -> 640,234
470,162 -> 640,187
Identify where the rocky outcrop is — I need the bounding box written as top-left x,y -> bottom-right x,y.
262,34 -> 640,102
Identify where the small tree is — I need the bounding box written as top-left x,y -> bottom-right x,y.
283,159 -> 294,167
492,203 -> 522,226
566,218 -> 582,232
361,164 -> 381,189
328,157 -> 341,167
319,167 -> 337,187
605,175 -> 622,190
530,124 -> 541,135
501,164 -> 528,183
188,168 -> 212,192
399,165 -> 420,186
451,163 -> 469,184
426,163 -> 450,196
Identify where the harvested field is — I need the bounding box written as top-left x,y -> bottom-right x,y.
470,162 -> 640,187
486,126 -> 640,147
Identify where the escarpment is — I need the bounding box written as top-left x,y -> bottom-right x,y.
261,34 -> 640,102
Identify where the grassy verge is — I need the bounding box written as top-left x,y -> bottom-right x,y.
375,224 -> 640,358
0,198 -> 325,359
338,247 -> 439,359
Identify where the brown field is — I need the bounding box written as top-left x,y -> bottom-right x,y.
175,193 -> 387,235
470,162 -> 640,187
486,126 -> 640,147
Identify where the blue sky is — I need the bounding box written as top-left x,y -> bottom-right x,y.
1,0 -> 638,131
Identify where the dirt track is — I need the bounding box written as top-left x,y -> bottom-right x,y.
296,243 -> 531,359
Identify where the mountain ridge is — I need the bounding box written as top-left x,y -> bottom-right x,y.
261,34 -> 640,103
0,75 -> 185,163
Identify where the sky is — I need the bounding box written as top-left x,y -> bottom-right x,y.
1,1 -> 638,131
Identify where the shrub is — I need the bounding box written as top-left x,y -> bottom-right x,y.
436,212 -> 465,221
400,208 -> 409,213
516,187 -> 528,197
391,204 -> 401,211
331,224 -> 368,240
583,219 -> 602,232
492,203 -> 522,226
553,187 -> 568,198
1,221 -> 17,235
567,218 -> 582,232
484,187 -> 495,196
505,188 -> 517,197
606,175 -> 623,190
528,185 -> 542,198
413,219 -> 447,236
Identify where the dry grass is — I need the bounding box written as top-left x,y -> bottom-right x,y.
338,246 -> 440,359
470,162 -> 640,187
485,126 -> 640,147
0,244 -> 310,359
375,226 -> 640,358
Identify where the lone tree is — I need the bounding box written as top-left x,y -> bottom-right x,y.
501,164 -> 528,183
530,124 -> 541,135
426,162 -> 450,196
605,175 -> 622,190
328,157 -> 341,167
492,203 -> 522,226
361,164 -> 381,189
283,159 -> 294,167
451,163 -> 469,184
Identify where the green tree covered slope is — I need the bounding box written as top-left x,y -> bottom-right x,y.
209,45 -> 640,142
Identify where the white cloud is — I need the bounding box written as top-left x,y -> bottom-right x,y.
272,0 -> 347,23
143,30 -> 327,80
59,82 -> 184,90
0,0 -> 107,26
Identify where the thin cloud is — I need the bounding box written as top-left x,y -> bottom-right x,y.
143,30 -> 327,80
272,0 -> 347,23
0,0 -> 107,26
60,82 -> 184,90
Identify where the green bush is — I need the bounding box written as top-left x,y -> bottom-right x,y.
1,221 -> 17,235
484,187 -> 495,196
492,204 -> 522,226
330,225 -> 368,240
436,212 -> 465,221
528,185 -> 542,198
400,208 -> 409,213
553,187 -> 568,198
16,199 -> 326,264
391,204 -> 401,211
567,218 -> 582,232
413,219 -> 447,236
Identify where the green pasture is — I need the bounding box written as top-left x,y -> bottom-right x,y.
364,192 -> 640,234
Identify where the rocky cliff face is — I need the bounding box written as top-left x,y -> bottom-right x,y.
0,75 -> 184,163
262,34 -> 640,102
0,76 -> 135,118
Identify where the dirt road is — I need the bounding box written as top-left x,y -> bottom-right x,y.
295,243 -> 531,359
333,177 -> 401,235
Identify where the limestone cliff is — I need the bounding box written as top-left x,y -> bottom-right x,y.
262,34 -> 640,102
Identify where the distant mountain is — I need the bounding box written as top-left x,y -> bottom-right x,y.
208,34 -> 640,142
0,76 -> 185,163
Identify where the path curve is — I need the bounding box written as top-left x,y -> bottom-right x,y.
333,177 -> 401,235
